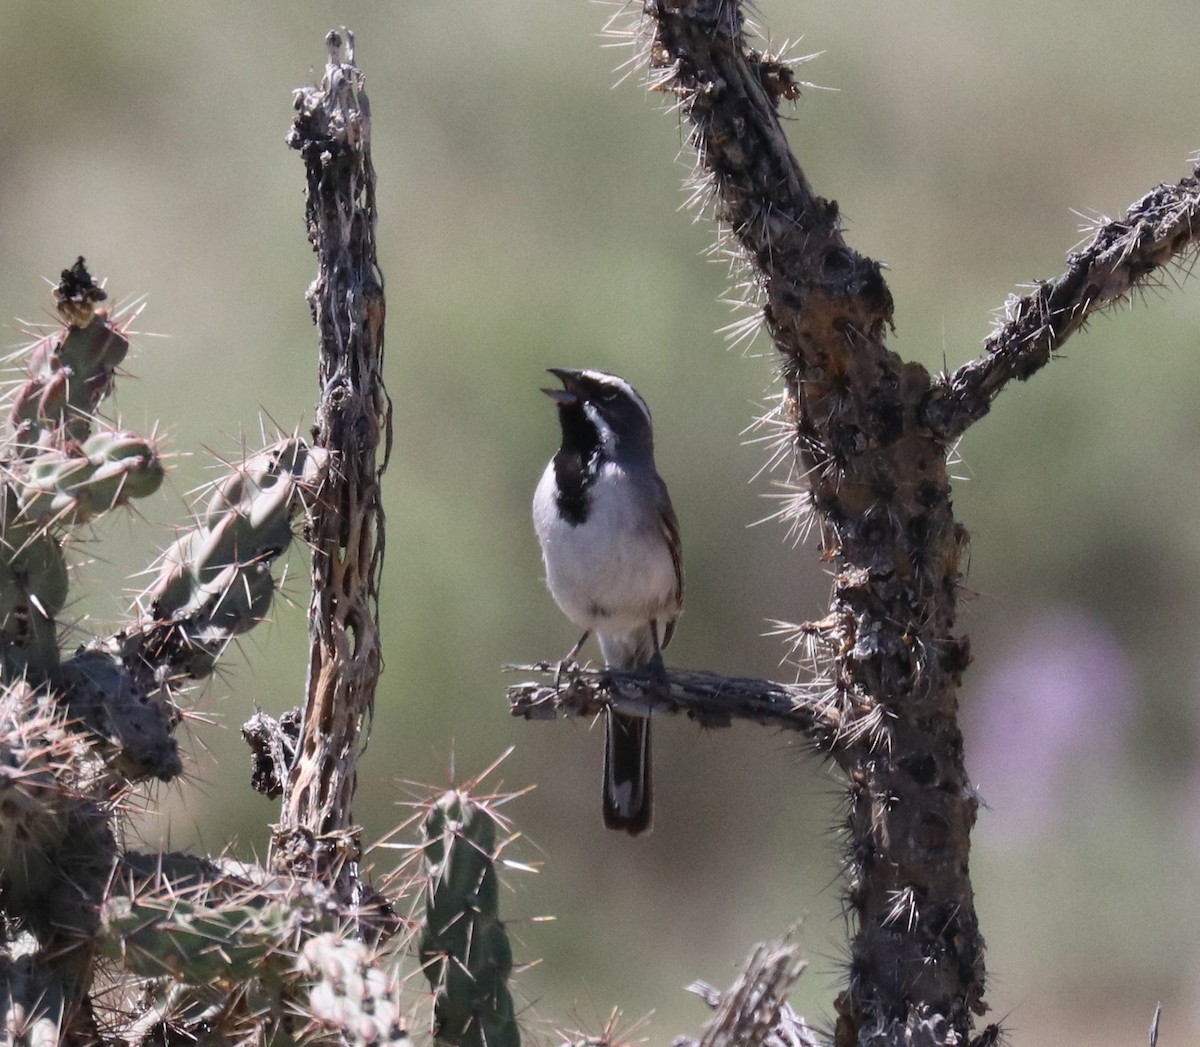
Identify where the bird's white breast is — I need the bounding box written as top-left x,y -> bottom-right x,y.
533,458 -> 678,635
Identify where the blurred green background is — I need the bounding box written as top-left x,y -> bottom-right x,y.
5,1 -> 1200,1043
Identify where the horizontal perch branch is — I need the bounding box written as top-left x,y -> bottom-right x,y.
506,662 -> 856,746
926,164 -> 1200,439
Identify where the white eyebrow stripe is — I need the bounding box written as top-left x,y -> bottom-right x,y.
576,369 -> 652,424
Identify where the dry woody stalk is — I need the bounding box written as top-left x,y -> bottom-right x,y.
271,29 -> 393,891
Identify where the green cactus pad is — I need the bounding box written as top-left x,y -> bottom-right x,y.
0,682 -> 73,909
8,260 -> 128,453
100,881 -> 304,988
143,438 -> 324,670
19,431 -> 164,524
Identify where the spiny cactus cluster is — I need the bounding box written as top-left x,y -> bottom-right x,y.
0,261 -> 528,1046
97,854 -> 407,1044
1,259 -> 163,683
0,262 -> 330,1041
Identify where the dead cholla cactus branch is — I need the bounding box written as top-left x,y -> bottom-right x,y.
507,662 -> 853,744
272,28 -> 392,888
679,933 -> 817,1047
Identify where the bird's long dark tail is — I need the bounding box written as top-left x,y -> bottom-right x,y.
603,711 -> 653,836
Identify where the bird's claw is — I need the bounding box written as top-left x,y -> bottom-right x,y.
553,658 -> 576,693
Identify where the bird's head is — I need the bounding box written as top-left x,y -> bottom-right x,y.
542,368 -> 655,456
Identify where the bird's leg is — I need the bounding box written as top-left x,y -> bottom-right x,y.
555,629 -> 591,690
648,620 -> 669,700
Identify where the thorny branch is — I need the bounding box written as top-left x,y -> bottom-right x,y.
926,166 -> 1200,439
641,2 -> 978,1044
612,3 -> 1200,1046
271,30 -> 392,893
507,662 -> 850,743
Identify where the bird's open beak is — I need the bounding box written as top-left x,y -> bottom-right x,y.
542,367 -> 581,406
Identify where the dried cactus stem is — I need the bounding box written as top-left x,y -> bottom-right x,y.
273,30 -> 391,891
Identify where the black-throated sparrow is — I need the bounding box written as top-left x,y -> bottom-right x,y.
533,368 -> 683,835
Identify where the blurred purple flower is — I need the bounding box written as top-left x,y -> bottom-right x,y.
964,606 -> 1134,841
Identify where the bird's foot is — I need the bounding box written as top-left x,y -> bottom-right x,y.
647,651 -> 669,703
553,657 -> 581,693
553,630 -> 591,691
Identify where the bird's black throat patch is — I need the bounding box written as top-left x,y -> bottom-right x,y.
553,404 -> 598,526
